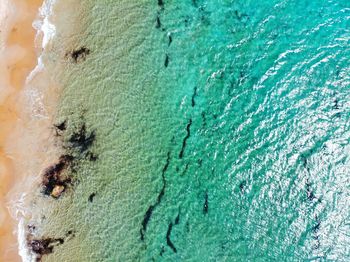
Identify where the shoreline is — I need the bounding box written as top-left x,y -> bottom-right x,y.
0,0 -> 52,261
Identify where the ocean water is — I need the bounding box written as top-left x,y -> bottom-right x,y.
26,0 -> 350,261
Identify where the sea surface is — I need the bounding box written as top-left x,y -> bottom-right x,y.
25,0 -> 350,261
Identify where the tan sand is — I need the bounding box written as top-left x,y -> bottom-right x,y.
0,0 -> 43,261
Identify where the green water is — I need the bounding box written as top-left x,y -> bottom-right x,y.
32,0 -> 350,261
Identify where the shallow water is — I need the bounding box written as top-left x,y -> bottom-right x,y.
22,0 -> 350,261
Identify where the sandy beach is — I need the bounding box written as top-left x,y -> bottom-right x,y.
0,0 -> 42,260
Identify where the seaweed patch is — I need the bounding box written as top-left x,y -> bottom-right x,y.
42,155 -> 74,198
140,152 -> 171,241
140,206 -> 155,241
203,192 -> 208,214
181,163 -> 189,176
166,222 -> 177,253
160,245 -> 165,256
311,215 -> 321,249
174,213 -> 180,225
234,10 -> 249,23
54,120 -> 67,135
88,193 -> 96,202
306,179 -> 316,201
179,119 -> 192,159
164,54 -> 169,67
87,151 -> 98,161
239,181 -> 246,193
68,123 -> 96,153
156,15 -> 162,29
67,47 -> 90,63
191,86 -> 198,107
168,34 -> 172,46
29,237 -> 64,261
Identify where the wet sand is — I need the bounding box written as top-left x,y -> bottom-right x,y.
0,0 -> 43,261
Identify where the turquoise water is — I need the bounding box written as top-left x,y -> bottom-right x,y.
31,0 -> 350,261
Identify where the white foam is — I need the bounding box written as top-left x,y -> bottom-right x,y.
27,0 -> 57,84
33,0 -> 57,49
14,1 -> 59,261
18,218 -> 33,262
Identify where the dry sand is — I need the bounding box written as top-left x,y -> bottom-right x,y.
0,1 -> 43,260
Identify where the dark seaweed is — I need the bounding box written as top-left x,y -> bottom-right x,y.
69,47 -> 90,63
158,0 -> 164,8
140,152 -> 171,240
166,222 -> 177,253
174,213 -> 180,225
42,155 -> 74,197
140,206 -> 154,241
160,246 -> 165,256
179,119 -> 192,159
29,238 -> 64,258
203,192 -> 208,214
66,230 -> 75,237
333,99 -> 339,109
312,216 -> 321,249
88,193 -> 96,202
164,54 -> 169,67
168,35 -> 172,46
306,180 -> 316,201
68,124 -> 95,153
191,86 -> 198,107
201,112 -> 206,128
234,10 -> 249,22
239,181 -> 246,192
181,163 -> 189,176
156,16 -> 161,29
54,120 -> 66,132
87,152 -> 98,161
